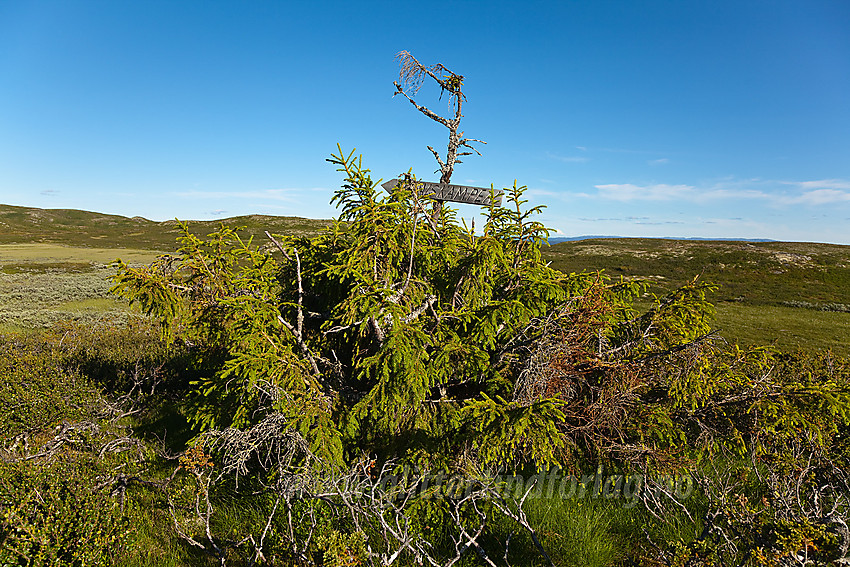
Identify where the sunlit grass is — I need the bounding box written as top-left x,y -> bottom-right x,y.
630,299 -> 850,355
58,297 -> 128,312
524,496 -> 623,567
0,265 -> 133,328
0,243 -> 161,265
0,245 -> 159,328
715,302 -> 850,355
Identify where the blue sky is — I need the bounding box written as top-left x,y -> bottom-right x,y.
1,1 -> 849,243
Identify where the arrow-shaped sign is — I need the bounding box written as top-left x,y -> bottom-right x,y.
381,179 -> 503,206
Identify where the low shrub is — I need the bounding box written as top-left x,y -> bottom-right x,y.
0,461 -> 133,566
0,334 -> 94,439
783,299 -> 850,313
0,324 -> 181,566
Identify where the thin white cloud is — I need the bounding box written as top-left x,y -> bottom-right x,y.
594,184 -> 697,201
781,189 -> 850,206
771,179 -> 850,205
634,220 -> 684,225
701,188 -> 772,201
176,188 -> 323,202
792,179 -> 850,191
648,158 -> 669,166
546,151 -> 589,163
587,178 -> 850,206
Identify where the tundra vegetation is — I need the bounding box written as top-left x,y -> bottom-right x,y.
2,53 -> 850,566
1,149 -> 848,565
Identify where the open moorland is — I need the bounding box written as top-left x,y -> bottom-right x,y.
2,198 -> 850,566
545,238 -> 850,354
2,203 -> 848,354
0,204 -> 324,332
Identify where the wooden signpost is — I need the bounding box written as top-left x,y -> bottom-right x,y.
381,179 -> 503,207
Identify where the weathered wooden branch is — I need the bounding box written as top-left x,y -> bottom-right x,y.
426,145 -> 446,170
404,295 -> 437,324
264,230 -> 292,261
393,82 -> 450,128
394,51 -> 486,219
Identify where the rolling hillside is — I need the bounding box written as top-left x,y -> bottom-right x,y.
544,237 -> 850,307
2,204 -> 848,352
0,204 -> 328,250
544,237 -> 850,352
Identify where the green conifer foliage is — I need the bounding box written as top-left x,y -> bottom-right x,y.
113,147 -> 847,476
107,149 -> 850,564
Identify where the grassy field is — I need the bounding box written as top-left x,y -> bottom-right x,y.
545,238 -> 850,355
0,243 -> 161,265
714,303 -> 850,353
0,244 -> 160,330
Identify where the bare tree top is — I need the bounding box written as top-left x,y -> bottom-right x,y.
393,51 -> 484,188
395,50 -> 465,112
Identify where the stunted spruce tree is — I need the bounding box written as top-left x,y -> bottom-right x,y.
107,53 -> 850,566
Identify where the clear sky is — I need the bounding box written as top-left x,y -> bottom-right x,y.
1,1 -> 849,243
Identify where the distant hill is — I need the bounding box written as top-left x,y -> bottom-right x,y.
0,204 -> 330,251
543,236 -> 850,306
546,235 -> 776,243
1,204 -> 849,353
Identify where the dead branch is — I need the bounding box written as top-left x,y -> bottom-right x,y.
393,50 -> 485,220
264,232 -> 335,391
487,478 -> 556,567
